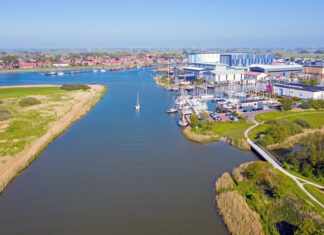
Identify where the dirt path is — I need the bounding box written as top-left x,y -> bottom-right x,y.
0,85 -> 106,193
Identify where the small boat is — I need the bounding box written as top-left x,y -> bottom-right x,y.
49,71 -> 56,75
167,96 -> 177,113
135,92 -> 140,110
93,69 -> 98,73
178,117 -> 188,127
101,69 -> 106,72
167,108 -> 177,113
57,71 -> 64,76
92,81 -> 96,84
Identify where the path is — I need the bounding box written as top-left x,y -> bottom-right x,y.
244,119 -> 324,209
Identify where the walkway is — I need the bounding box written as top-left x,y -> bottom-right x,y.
244,122 -> 324,209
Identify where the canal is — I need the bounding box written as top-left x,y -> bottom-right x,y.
0,69 -> 258,234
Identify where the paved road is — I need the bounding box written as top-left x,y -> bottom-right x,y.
244,122 -> 324,209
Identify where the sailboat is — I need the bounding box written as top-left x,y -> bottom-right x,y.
135,92 -> 140,110
167,96 -> 177,113
57,58 -> 64,76
178,88 -> 188,127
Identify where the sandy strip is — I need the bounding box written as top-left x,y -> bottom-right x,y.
0,84 -> 106,193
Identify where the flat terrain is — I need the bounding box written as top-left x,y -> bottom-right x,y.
0,85 -> 106,192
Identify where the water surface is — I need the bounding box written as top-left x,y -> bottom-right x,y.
0,69 -> 258,234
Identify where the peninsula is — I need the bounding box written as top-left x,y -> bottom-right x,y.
0,84 -> 107,193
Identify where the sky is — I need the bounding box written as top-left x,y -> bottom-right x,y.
1,0 -> 324,49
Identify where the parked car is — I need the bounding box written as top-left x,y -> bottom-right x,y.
210,113 -> 222,121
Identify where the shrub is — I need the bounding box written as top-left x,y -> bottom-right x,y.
298,102 -> 312,109
19,97 -> 41,107
280,97 -> 294,111
0,108 -> 11,121
60,84 -> 91,91
294,118 -> 312,129
0,100 -> 3,104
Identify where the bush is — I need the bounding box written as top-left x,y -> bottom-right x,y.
280,97 -> 294,111
0,108 -> 11,121
60,84 -> 91,91
298,102 -> 312,109
0,100 -> 3,104
19,97 -> 41,107
294,118 -> 312,129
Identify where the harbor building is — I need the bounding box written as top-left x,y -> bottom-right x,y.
272,83 -> 324,100
249,64 -> 303,77
203,68 -> 244,84
187,52 -> 274,68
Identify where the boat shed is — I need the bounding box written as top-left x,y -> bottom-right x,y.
272,83 -> 324,100
249,64 -> 303,77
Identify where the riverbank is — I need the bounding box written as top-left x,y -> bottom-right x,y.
215,161 -> 324,235
0,84 -> 107,193
183,121 -> 252,151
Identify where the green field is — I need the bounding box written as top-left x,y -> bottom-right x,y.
189,120 -> 253,150
0,87 -> 62,99
304,184 -> 324,206
255,110 -> 324,124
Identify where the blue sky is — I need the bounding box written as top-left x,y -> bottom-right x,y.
1,0 -> 324,48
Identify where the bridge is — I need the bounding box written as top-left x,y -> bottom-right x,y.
244,122 -> 324,208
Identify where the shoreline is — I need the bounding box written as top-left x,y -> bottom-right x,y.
182,126 -> 251,151
0,84 -> 107,194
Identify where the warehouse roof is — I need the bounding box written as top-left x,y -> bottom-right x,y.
249,64 -> 302,70
273,83 -> 324,92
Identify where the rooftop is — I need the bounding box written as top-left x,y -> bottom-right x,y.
249,64 -> 302,69
273,83 -> 324,92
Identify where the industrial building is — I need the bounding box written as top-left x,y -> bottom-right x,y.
187,52 -> 274,67
303,65 -> 324,80
203,68 -> 244,84
272,83 -> 324,100
249,64 -> 303,77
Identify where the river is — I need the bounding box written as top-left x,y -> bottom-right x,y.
0,69 -> 258,234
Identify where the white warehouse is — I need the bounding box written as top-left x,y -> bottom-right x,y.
203,68 -> 244,84
272,84 -> 324,100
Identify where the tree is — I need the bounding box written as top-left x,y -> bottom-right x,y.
189,113 -> 199,128
309,79 -> 318,86
281,97 -> 294,111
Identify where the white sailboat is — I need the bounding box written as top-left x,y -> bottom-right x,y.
135,92 -> 140,110
167,96 -> 177,113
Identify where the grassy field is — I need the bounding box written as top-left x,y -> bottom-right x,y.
186,121 -> 253,150
0,87 -> 62,99
215,162 -> 324,235
281,53 -> 324,59
304,184 -> 324,206
254,110 -> 324,123
0,85 -> 106,193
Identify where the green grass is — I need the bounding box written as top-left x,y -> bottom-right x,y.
285,168 -> 324,187
277,112 -> 324,129
193,120 -> 253,149
248,124 -> 267,141
222,162 -> 324,234
304,184 -> 324,206
255,110 -> 324,123
0,87 -> 62,99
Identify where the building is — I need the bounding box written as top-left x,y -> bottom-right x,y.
182,66 -> 207,77
244,71 -> 267,81
272,83 -> 324,100
303,65 -> 324,80
203,68 -> 244,84
249,64 -> 303,77
187,52 -> 274,68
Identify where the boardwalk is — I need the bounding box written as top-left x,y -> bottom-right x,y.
244,122 -> 324,208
